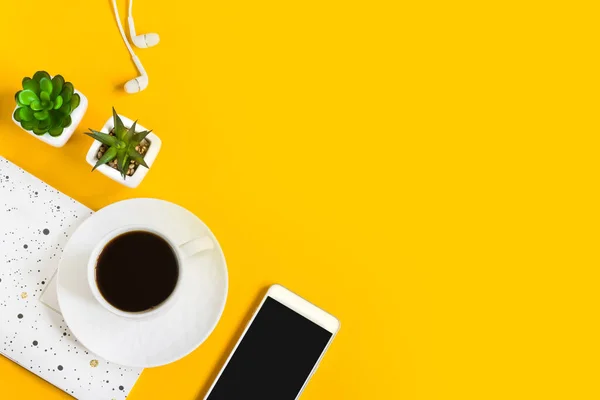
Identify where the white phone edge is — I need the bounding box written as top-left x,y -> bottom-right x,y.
203,284 -> 340,400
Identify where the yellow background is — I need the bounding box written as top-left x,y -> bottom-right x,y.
0,0 -> 598,399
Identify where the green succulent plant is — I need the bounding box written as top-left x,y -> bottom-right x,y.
13,71 -> 80,137
85,108 -> 151,179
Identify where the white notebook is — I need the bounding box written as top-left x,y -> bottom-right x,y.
0,156 -> 143,399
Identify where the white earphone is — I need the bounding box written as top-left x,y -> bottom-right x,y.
127,0 -> 160,49
112,0 -> 160,93
128,17 -> 160,49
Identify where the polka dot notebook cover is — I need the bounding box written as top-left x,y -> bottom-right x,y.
0,157 -> 142,399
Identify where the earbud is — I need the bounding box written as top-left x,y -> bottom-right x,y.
124,55 -> 148,94
128,17 -> 160,48
124,75 -> 148,94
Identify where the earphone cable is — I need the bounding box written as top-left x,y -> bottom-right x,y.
112,0 -> 136,59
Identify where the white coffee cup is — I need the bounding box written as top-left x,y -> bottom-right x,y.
87,225 -> 214,319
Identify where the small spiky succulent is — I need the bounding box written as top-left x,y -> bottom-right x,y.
85,108 -> 151,179
14,71 -> 80,136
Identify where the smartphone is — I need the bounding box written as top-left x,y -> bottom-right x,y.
204,284 -> 340,400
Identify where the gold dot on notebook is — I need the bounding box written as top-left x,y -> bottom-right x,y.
20,292 -> 27,299
90,359 -> 99,367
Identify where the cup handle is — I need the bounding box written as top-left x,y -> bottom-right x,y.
178,236 -> 214,259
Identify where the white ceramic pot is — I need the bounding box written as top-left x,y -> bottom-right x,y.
85,115 -> 161,188
12,89 -> 88,148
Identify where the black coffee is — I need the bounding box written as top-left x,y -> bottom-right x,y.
96,231 -> 179,313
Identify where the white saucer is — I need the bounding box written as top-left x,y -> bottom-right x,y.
57,198 -> 228,368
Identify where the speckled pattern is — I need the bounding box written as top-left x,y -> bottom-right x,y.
0,157 -> 142,399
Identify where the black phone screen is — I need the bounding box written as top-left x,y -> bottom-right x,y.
206,297 -> 333,400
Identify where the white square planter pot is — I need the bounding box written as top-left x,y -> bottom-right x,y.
12,90 -> 88,148
85,115 -> 161,188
